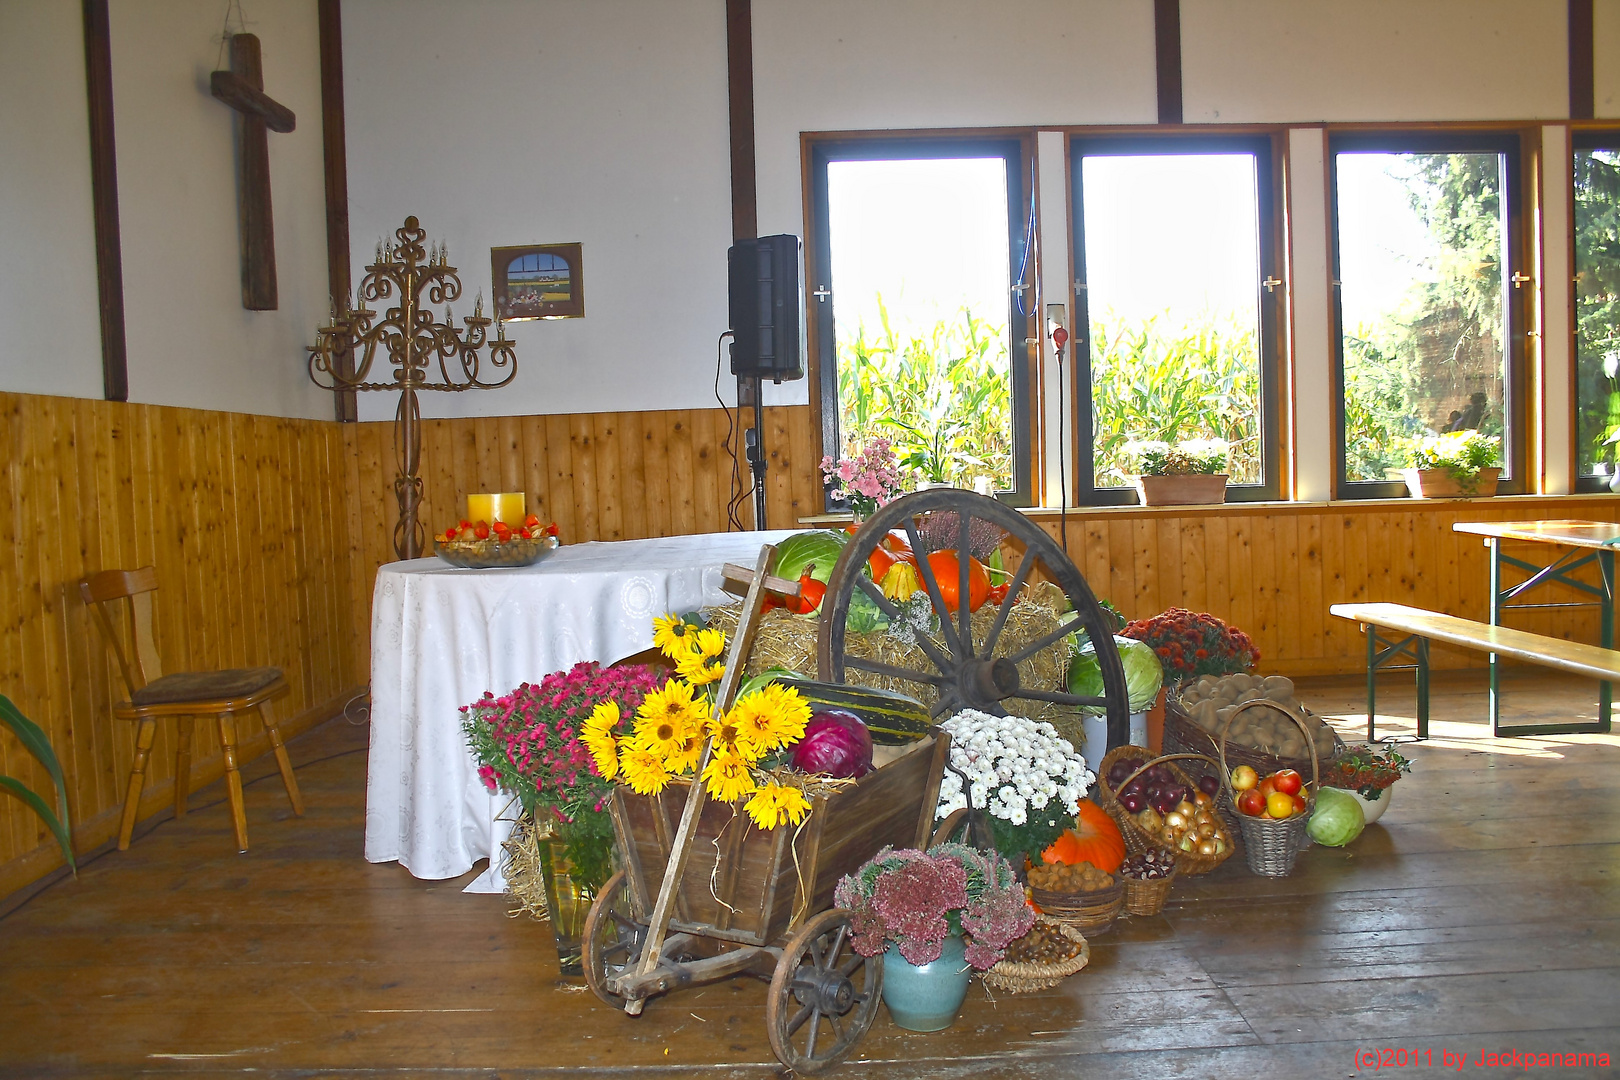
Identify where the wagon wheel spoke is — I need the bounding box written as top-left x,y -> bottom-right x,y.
804,1007 -> 823,1059
956,512 -> 974,653
827,1011 -> 846,1043
785,1001 -> 813,1036
845,656 -> 949,687
823,925 -> 848,970
852,574 -> 955,675
981,546 -> 1038,659
838,953 -> 867,978
931,690 -> 963,719
1008,620 -> 1080,665
904,518 -> 965,661
1014,687 -> 1108,708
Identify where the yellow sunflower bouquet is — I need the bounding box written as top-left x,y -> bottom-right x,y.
580,614 -> 816,831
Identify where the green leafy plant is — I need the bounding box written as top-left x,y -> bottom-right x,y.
837,300 -> 1012,490
1125,438 -> 1230,476
1405,430 -> 1502,494
1,693 -> 75,872
1088,312 -> 1260,487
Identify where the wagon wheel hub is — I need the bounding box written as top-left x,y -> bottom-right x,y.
959,656 -> 1020,710
792,968 -> 857,1015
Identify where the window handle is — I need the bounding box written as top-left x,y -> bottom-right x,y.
1511,272 -> 1532,289
1262,276 -> 1285,293
813,285 -> 831,303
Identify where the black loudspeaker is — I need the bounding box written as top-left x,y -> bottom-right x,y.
728,234 -> 805,382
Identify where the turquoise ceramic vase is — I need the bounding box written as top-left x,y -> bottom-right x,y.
881,935 -> 973,1031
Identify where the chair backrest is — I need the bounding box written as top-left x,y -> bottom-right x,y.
79,567 -> 162,700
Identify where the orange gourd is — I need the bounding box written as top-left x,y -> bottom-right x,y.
1041,799 -> 1125,873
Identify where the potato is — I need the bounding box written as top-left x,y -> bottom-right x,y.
1193,699 -> 1220,730
1234,688 -> 1263,705
1261,675 -> 1295,702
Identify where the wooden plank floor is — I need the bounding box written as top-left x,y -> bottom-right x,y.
2,669 -> 1618,1078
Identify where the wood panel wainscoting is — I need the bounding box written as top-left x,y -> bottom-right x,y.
0,392 -> 364,900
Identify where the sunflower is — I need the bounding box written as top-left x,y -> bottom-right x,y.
704,711 -> 756,763
663,732 -> 705,775
676,650 -> 725,686
632,709 -> 694,762
702,749 -> 757,804
652,614 -> 698,659
619,747 -> 672,796
583,700 -> 622,740
729,686 -> 811,752
581,728 -> 619,780
692,627 -> 728,659
744,782 -> 811,830
636,678 -> 707,731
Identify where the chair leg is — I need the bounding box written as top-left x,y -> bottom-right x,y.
119,719 -> 158,851
216,713 -> 250,852
174,717 -> 195,819
258,700 -> 304,817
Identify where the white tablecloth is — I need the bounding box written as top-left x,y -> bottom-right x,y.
364,530 -> 797,892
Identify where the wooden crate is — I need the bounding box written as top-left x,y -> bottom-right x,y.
609,733 -> 950,948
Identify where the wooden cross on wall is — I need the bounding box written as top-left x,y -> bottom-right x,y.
210,33 -> 295,310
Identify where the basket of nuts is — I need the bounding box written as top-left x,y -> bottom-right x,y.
1119,849 -> 1178,916
981,915 -> 1090,994
1027,860 -> 1124,936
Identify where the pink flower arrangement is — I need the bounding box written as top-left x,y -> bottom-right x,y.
833,842 -> 1033,970
820,436 -> 905,519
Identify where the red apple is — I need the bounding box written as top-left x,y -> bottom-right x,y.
1237,789 -> 1267,817
1230,765 -> 1258,792
1257,776 -> 1278,799
1272,769 -> 1303,796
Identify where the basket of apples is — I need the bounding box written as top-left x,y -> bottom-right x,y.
1219,699 -> 1319,877
434,515 -> 560,569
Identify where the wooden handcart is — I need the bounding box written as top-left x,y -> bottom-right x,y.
582,545 -> 954,1073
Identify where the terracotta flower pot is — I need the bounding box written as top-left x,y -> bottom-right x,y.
1401,467 -> 1500,498
1134,473 -> 1228,506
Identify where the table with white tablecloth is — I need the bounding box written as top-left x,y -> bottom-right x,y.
364,530 -> 795,892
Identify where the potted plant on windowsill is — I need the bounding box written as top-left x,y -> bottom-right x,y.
1127,439 -> 1230,506
1401,430 -> 1502,498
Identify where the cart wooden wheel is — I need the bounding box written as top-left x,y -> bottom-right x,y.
765,908 -> 882,1074
582,871 -> 645,1010
817,489 -> 1131,751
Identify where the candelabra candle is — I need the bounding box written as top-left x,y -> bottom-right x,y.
307,215 -> 519,559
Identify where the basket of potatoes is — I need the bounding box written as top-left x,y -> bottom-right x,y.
1166,672 -> 1342,787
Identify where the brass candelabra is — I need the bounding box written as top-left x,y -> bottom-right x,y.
309,216 -> 517,559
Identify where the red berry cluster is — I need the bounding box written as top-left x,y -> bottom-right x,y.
1119,607 -> 1259,679
438,513 -> 560,544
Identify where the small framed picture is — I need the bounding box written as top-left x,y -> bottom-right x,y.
491,243 -> 583,321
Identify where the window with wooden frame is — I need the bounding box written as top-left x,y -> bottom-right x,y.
806,136 -> 1036,508
1329,129 -> 1533,498
1067,132 -> 1285,504
1572,128 -> 1620,491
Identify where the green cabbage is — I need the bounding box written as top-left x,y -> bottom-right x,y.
1066,635 -> 1163,713
845,587 -> 890,633
774,529 -> 850,585
1306,786 -> 1366,847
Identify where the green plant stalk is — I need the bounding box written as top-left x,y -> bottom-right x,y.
0,693 -> 75,873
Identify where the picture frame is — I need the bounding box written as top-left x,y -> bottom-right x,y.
490,243 -> 584,321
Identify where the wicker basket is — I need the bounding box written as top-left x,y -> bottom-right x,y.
1029,876 -> 1124,936
981,915 -> 1090,993
1219,700 -> 1320,877
1120,868 -> 1177,916
1164,691 -> 1343,786
1095,746 -> 1236,876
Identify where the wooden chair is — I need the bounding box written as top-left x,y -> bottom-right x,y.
79,567 -> 304,852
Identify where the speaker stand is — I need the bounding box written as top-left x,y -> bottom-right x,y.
746,377 -> 768,530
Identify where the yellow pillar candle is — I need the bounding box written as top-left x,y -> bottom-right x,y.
466,492 -> 526,525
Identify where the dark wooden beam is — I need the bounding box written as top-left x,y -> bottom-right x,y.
318,0 -> 357,422
1154,0 -> 1183,125
725,0 -> 757,241
210,70 -> 297,133
1570,0 -> 1594,120
82,0 -> 127,402
217,34 -> 284,311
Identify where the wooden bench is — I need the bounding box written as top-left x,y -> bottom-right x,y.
1330,602 -> 1620,739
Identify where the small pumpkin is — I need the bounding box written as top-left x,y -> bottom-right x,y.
1041,799 -> 1126,873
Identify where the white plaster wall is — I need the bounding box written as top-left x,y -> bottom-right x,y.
342,0 -> 733,421
0,0 -> 104,400
109,0 -> 332,419
1598,0 -> 1620,118
1182,0 -> 1567,123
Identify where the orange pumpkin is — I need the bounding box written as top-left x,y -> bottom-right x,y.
1041,799 -> 1126,873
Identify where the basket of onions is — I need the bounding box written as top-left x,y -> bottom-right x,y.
1095,745 -> 1235,876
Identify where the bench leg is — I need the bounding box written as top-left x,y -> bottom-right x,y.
1416,636 -> 1430,740
1365,626 -> 1378,742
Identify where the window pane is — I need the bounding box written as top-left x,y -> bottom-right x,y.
1080,154 -> 1263,487
1575,147 -> 1620,478
826,158 -> 1013,490
1337,152 -> 1508,483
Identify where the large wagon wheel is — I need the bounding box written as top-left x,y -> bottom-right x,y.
581,871 -> 645,1010
817,489 -> 1131,752
765,908 -> 882,1074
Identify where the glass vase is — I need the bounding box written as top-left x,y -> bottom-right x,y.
537,833 -> 594,977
